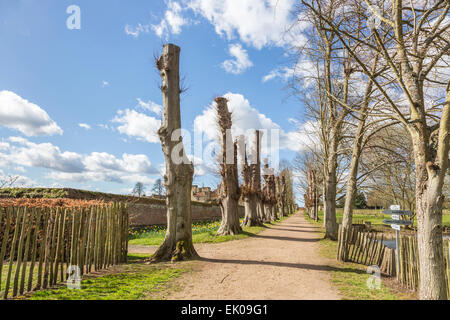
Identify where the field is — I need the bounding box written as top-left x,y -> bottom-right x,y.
333,209 -> 450,228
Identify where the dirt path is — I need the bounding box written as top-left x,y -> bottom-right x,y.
130,213 -> 341,300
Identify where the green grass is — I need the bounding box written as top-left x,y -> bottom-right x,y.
129,218 -> 286,246
21,254 -> 187,300
304,212 -> 412,300
330,209 -> 450,228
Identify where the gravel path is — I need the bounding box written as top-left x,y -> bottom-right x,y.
130,213 -> 341,300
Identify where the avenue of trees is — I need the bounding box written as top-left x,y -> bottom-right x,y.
150,44 -> 296,262
295,0 -> 449,300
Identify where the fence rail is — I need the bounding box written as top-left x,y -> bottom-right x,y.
0,201 -> 128,299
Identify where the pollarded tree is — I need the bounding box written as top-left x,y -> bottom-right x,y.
239,131 -> 264,226
215,97 -> 242,236
262,159 -> 278,222
150,44 -> 198,262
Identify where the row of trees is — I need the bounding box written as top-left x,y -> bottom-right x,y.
294,0 -> 449,299
215,97 -> 296,236
150,44 -> 296,263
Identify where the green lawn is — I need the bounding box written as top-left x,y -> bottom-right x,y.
331,209 -> 450,228
18,254 -> 187,300
129,217 -> 287,246
304,212 -> 414,300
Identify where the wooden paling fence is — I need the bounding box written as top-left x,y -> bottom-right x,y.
337,225 -> 396,276
338,225 -> 450,296
0,201 -> 129,299
397,234 -> 449,296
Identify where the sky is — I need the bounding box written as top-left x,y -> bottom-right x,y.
0,0 -> 309,196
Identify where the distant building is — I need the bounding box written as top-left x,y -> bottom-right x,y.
191,185 -> 218,203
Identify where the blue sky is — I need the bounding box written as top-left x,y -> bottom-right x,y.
0,0 -> 307,195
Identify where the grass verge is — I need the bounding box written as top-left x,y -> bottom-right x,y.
304,212 -> 415,300
18,254 -> 188,300
129,216 -> 289,246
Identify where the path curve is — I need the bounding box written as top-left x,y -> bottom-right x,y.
131,213 -> 341,300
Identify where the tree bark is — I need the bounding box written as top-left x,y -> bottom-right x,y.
241,131 -> 263,227
324,125 -> 339,240
150,44 -> 198,262
215,97 -> 242,236
413,84 -> 449,300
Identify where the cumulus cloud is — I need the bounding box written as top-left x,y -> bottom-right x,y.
0,137 -> 159,184
222,44 -> 253,74
188,0 -> 297,49
0,90 -> 63,137
193,92 -> 307,155
137,98 -> 162,116
152,0 -> 188,38
112,109 -> 161,144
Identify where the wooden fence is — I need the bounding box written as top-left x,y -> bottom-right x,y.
337,225 -> 396,276
397,234 -> 449,296
338,225 -> 450,296
0,201 -> 128,299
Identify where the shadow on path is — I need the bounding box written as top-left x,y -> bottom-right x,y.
245,233 -> 321,243
264,227 -> 321,233
198,257 -> 366,275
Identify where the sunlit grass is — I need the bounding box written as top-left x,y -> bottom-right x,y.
21,254 -> 187,300
129,217 -> 288,246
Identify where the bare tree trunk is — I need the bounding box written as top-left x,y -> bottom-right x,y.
413,85 -> 449,299
151,44 -> 198,262
241,131 -> 263,227
324,127 -> 339,240
215,97 -> 242,236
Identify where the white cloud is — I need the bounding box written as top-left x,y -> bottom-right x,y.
101,81 -> 110,88
112,109 -> 161,144
78,123 -> 91,130
125,23 -> 150,38
137,98 -> 162,116
194,92 -> 306,154
263,60 -> 316,84
0,137 -> 159,184
3,137 -> 85,173
152,0 -> 188,38
188,0 -> 297,49
0,90 -> 63,137
222,43 -> 253,74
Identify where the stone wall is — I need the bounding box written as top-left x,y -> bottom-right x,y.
129,202 -> 245,227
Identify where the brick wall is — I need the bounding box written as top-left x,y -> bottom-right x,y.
129,202 -> 245,227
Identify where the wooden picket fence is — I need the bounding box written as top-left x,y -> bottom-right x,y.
0,201 -> 129,299
337,225 -> 396,276
397,234 -> 449,296
338,225 -> 450,296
